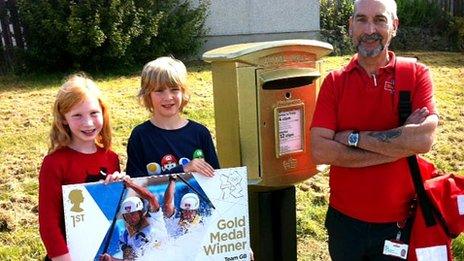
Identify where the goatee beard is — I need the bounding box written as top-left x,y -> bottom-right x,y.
356,33 -> 385,57
357,44 -> 385,57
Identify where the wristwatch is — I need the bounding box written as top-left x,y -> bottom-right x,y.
348,131 -> 360,147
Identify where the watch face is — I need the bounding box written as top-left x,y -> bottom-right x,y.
348,132 -> 359,146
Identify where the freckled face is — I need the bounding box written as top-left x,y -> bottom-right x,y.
63,96 -> 103,149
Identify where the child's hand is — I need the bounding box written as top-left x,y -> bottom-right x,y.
183,159 -> 215,177
103,171 -> 128,184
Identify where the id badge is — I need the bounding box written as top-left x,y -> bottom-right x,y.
383,240 -> 408,259
457,195 -> 464,215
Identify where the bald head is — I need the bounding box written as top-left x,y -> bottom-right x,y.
354,0 -> 398,20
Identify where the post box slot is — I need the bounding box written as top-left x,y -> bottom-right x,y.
262,76 -> 318,90
259,68 -> 321,90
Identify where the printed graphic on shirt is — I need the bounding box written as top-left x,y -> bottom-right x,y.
62,167 -> 250,261
146,162 -> 162,176
161,154 -> 178,172
384,80 -> 395,94
147,148 -> 208,175
179,157 -> 190,166
193,149 -> 204,159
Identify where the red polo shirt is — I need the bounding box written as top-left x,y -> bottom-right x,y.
311,52 -> 436,222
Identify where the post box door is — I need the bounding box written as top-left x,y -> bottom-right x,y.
256,67 -> 319,186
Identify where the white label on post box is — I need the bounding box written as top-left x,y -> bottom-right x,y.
278,108 -> 303,155
457,195 -> 464,215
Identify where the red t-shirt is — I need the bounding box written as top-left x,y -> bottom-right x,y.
38,146 -> 120,257
311,52 -> 437,222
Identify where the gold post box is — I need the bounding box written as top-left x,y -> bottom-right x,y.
203,40 -> 332,188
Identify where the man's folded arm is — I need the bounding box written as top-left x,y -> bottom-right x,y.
311,127 -> 400,168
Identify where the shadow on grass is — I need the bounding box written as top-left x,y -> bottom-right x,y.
0,60 -> 212,92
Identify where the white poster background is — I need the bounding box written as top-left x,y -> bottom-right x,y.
62,185 -> 111,261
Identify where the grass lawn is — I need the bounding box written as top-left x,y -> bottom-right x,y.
0,52 -> 463,260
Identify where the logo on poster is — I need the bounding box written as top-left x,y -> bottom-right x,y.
220,171 -> 244,199
68,189 -> 85,227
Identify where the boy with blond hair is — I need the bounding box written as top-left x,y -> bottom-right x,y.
126,56 -> 219,178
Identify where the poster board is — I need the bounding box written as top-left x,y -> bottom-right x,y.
62,167 -> 251,261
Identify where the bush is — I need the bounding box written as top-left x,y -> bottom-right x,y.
449,16 -> 464,51
319,0 -> 459,53
319,0 -> 354,55
131,0 -> 209,62
17,0 -> 209,72
393,0 -> 455,51
390,26 -> 453,51
396,0 -> 450,30
319,26 -> 354,56
16,0 -> 71,70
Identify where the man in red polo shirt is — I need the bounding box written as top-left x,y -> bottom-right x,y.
310,0 -> 439,259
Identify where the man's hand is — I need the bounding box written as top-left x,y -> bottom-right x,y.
183,159 -> 215,177
405,107 -> 429,125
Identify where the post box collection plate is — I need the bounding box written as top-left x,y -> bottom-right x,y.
274,101 -> 305,157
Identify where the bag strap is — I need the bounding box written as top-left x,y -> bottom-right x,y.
396,57 -> 437,227
397,57 -> 416,125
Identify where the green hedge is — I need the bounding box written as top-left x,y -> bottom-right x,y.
320,0 -> 462,54
450,16 -> 464,51
17,0 -> 209,72
319,0 -> 354,55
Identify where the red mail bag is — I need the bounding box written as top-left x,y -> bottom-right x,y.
407,157 -> 455,261
425,173 -> 464,237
